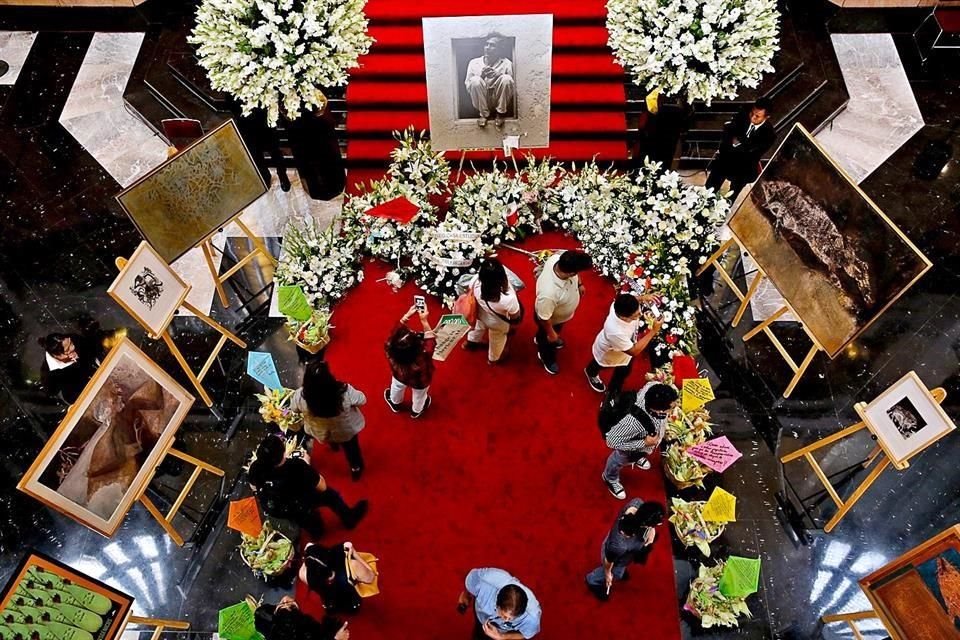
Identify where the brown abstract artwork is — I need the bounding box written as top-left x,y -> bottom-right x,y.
728,124 -> 931,357
18,339 -> 193,537
116,120 -> 267,263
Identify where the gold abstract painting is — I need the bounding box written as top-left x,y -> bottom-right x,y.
116,120 -> 267,263
728,124 -> 931,357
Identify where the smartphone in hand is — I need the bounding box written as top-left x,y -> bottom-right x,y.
648,304 -> 662,319
414,295 -> 427,312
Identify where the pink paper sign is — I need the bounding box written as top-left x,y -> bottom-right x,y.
686,436 -> 742,473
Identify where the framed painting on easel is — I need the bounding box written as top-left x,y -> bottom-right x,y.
107,241 -> 189,338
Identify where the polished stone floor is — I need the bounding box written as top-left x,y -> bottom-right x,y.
1,4 -> 960,640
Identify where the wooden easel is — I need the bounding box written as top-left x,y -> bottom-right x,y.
115,257 -> 247,406
200,216 -> 278,308
820,610 -> 880,639
126,615 -> 191,639
698,238 -> 825,398
780,387 -> 946,533
137,445 -> 224,546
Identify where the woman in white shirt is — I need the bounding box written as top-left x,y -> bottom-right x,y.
464,258 -> 521,364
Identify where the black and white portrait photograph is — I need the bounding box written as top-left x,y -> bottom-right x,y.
423,14 -> 553,151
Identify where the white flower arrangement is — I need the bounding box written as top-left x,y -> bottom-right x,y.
606,0 -> 780,104
340,178 -> 436,263
190,0 -> 374,127
276,217 -> 364,306
448,167 -> 532,245
388,127 -> 451,196
623,249 -> 699,357
409,219 -> 486,307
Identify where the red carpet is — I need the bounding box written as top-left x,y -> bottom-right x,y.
294,232 -> 682,638
344,0 -> 629,188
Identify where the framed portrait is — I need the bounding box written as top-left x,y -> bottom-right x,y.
861,525 -> 960,639
423,14 -> 553,151
107,241 -> 190,337
0,550 -> 133,640
18,338 -> 194,537
859,371 -> 955,468
728,124 -> 931,357
116,119 -> 267,263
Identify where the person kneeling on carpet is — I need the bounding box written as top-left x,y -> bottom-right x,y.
585,500 -> 665,601
300,542 -> 375,615
602,382 -> 678,500
255,596 -> 350,640
458,568 -> 541,639
384,303 -> 437,418
247,434 -> 368,538
292,361 -> 367,480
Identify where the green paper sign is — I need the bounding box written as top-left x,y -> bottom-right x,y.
278,285 -> 312,322
439,313 -> 469,326
718,556 -> 761,599
218,602 -> 261,640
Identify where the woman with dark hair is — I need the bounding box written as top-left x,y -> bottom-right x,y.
585,499 -> 665,600
463,258 -> 521,364
247,435 -> 367,537
38,332 -> 99,403
292,361 -> 367,480
255,596 -> 350,640
299,541 -> 374,614
384,303 -> 436,419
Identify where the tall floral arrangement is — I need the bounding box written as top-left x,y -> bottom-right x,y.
388,127 -> 451,196
606,0 -> 780,105
191,0 -> 374,126
409,220 -> 486,306
275,217 -> 363,306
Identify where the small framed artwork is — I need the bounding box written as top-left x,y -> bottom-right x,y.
0,550 -> 134,640
861,525 -> 960,639
859,371 -> 956,468
18,338 -> 194,537
107,241 -> 190,337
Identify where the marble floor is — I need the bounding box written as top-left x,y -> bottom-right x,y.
0,31 -> 36,86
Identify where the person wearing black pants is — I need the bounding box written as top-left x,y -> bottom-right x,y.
704,98 -> 775,200
585,294 -> 663,395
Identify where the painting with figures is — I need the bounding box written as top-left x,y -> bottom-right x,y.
108,241 -> 190,337
861,371 -> 955,467
18,338 -> 193,537
863,526 -> 960,639
727,124 -> 931,357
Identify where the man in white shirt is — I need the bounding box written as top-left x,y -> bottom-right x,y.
465,34 -> 515,129
585,294 -> 662,394
533,250 -> 593,375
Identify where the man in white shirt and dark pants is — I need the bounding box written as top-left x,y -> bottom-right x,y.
534,250 -> 593,375
585,293 -> 662,395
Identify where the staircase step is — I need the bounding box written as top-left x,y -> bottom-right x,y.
368,24 -> 612,49
346,81 -> 626,107
345,139 -> 627,162
363,0 -> 608,21
345,110 -> 625,134
353,52 -> 622,79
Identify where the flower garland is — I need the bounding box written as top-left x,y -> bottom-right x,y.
190,0 -> 374,126
606,0 -> 780,105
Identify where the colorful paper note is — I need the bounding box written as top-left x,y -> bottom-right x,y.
227,496 -> 263,538
277,284 -> 312,322
645,87 -> 661,114
702,487 -> 737,523
686,436 -> 742,473
718,556 -> 761,599
246,352 -> 282,391
366,196 -> 420,224
681,377 -> 715,412
433,314 -> 472,362
218,602 -> 261,640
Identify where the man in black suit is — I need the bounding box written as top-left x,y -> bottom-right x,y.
705,98 -> 775,199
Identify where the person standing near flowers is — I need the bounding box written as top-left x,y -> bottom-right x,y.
384,303 -> 437,419
585,293 -> 663,394
533,250 -> 593,375
292,361 -> 367,480
585,500 -> 665,600
463,258 -> 522,365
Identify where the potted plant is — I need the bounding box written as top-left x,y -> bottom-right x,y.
287,308 -> 334,354
684,562 -> 752,628
669,498 -> 726,557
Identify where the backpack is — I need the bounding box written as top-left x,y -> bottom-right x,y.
597,389 -> 639,436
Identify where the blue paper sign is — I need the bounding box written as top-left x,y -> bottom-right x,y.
246,352 -> 282,391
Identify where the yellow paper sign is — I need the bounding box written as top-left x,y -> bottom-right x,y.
645,87 -> 661,114
702,487 -> 737,523
682,377 -> 715,412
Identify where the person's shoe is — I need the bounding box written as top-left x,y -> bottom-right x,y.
585,369 -> 606,393
383,389 -> 402,413
585,577 -> 609,602
344,500 -> 369,530
631,457 -> 651,471
533,336 -> 565,349
620,569 -> 630,581
350,466 -> 364,481
603,475 -> 626,500
462,340 -> 487,351
477,118 -> 488,128
411,396 -> 432,419
494,115 -> 505,129
537,352 -> 560,375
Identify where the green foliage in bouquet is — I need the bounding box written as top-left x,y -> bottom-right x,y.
668,498 -> 726,556
685,562 -> 752,628
286,308 -> 334,346
664,443 -> 710,489
239,522 -> 294,577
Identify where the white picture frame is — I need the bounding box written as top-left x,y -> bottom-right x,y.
860,371 -> 955,467
108,241 -> 190,337
423,14 -> 553,151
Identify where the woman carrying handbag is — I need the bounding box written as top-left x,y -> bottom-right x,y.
462,258 -> 523,364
